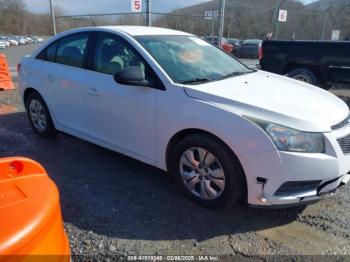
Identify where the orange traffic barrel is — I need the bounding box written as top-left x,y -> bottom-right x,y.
0,54 -> 14,91
0,157 -> 70,261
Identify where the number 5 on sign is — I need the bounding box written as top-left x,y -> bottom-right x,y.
278,10 -> 287,22
131,0 -> 142,12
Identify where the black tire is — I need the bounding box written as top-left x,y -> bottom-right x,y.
287,68 -> 319,86
26,92 -> 56,137
170,134 -> 246,208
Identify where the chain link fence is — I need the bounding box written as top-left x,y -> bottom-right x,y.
53,0 -> 350,41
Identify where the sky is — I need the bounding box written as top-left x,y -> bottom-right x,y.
24,0 -> 319,15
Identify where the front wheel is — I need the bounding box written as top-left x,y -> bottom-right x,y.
170,134 -> 246,208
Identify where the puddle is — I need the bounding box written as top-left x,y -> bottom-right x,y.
257,221 -> 349,255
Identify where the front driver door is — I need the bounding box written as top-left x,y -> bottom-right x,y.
84,33 -> 158,161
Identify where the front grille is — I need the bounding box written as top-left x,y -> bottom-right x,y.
337,133 -> 350,154
331,114 -> 350,130
274,180 -> 322,196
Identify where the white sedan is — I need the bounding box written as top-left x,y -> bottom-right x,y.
9,39 -> 19,46
18,26 -> 350,208
19,38 -> 26,45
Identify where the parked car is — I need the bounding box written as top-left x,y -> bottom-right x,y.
9,39 -> 19,46
227,38 -> 241,56
18,26 -> 350,208
4,40 -> 10,47
0,35 -> 43,47
24,37 -> 32,44
239,39 -> 262,59
260,40 -> 350,89
19,38 -> 27,45
0,37 -> 10,47
0,41 -> 5,49
33,36 -> 44,43
204,36 -> 234,54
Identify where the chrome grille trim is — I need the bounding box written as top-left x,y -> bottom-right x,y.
337,133 -> 350,154
331,114 -> 350,130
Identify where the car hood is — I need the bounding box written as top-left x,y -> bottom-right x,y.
184,70 -> 349,132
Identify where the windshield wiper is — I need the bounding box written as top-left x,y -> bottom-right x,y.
219,70 -> 255,80
181,77 -> 215,85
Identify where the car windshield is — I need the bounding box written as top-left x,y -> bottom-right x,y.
135,35 -> 253,85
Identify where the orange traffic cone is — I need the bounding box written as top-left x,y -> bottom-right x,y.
0,54 -> 14,91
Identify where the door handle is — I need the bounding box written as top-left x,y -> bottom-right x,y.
46,74 -> 54,82
87,87 -> 100,96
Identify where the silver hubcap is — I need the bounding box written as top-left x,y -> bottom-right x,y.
293,74 -> 311,83
179,147 -> 225,200
29,99 -> 47,132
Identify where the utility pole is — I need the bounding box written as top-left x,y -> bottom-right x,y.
146,0 -> 152,27
49,0 -> 57,35
218,0 -> 226,47
321,0 -> 332,40
274,0 -> 286,40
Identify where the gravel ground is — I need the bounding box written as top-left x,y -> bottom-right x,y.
1,44 -> 350,259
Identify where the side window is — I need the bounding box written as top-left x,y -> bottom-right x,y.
36,41 -> 58,62
56,34 -> 89,68
46,42 -> 58,62
93,33 -> 145,76
36,49 -> 46,60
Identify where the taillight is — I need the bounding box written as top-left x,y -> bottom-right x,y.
258,46 -> 263,60
17,63 -> 21,73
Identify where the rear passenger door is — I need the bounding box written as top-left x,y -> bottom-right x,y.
43,33 -> 91,134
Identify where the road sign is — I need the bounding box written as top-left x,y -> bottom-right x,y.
331,30 -> 340,40
204,10 -> 219,20
278,10 -> 287,22
131,0 -> 142,12
204,10 -> 213,20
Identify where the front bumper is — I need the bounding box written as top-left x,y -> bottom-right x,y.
250,174 -> 349,208
239,124 -> 350,207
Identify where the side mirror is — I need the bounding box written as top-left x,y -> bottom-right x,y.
114,66 -> 153,87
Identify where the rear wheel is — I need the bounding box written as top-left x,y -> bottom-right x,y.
287,68 -> 318,86
26,92 -> 56,137
170,134 -> 245,208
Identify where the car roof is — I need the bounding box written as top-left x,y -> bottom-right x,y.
96,26 -> 193,36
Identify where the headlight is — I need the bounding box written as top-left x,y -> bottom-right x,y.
247,117 -> 325,153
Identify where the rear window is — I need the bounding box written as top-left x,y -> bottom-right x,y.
243,40 -> 261,46
228,39 -> 240,45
